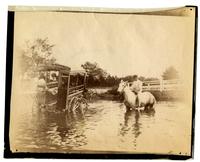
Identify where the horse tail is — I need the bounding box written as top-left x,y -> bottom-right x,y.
149,93 -> 156,108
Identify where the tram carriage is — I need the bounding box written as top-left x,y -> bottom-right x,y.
35,63 -> 87,113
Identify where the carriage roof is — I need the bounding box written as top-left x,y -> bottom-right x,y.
36,63 -> 71,72
36,64 -> 87,77
70,70 -> 87,76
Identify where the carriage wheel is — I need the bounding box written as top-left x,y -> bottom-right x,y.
68,97 -> 79,113
78,96 -> 88,114
68,96 -> 88,114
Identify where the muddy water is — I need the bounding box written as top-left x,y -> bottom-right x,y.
10,99 -> 192,155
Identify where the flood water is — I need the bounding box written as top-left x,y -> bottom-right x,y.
10,98 -> 192,155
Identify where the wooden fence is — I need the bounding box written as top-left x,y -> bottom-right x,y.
140,79 -> 183,92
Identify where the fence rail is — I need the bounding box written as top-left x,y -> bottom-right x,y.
140,79 -> 183,92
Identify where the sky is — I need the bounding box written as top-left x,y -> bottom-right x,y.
14,11 -> 195,78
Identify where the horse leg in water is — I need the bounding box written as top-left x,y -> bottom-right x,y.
144,103 -> 154,111
133,91 -> 140,108
124,101 -> 133,111
135,96 -> 139,107
144,103 -> 150,111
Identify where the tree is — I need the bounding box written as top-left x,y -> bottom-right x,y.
81,62 -> 108,79
162,66 -> 179,80
106,75 -> 119,86
81,62 -> 108,87
20,38 -> 56,74
138,76 -> 145,81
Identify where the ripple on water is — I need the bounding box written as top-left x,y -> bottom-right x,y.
11,101 -> 191,155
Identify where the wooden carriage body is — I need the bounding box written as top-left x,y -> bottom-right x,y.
36,63 -> 87,111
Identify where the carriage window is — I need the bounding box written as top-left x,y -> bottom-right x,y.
70,75 -> 77,87
62,77 -> 68,87
49,71 -> 58,82
78,75 -> 84,85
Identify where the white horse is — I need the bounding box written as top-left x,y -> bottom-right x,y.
117,80 -> 156,110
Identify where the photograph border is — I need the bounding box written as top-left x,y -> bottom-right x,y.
4,6 -> 198,159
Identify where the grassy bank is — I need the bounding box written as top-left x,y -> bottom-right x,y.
84,86 -> 183,102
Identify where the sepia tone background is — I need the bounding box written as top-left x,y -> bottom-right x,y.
9,6 -> 196,155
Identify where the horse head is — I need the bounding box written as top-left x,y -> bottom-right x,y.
117,80 -> 129,93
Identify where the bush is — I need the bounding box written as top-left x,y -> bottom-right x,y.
106,86 -> 119,95
149,90 -> 183,101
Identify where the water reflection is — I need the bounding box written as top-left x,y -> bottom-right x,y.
18,103 -> 105,151
119,108 -> 155,149
13,100 -> 190,155
42,111 -> 88,149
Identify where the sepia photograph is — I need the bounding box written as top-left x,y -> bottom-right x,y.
5,6 -> 197,159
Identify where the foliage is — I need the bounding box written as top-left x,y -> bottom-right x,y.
81,61 -> 164,87
138,76 -> 145,81
81,62 -> 107,79
20,38 -> 56,74
81,62 -> 110,87
162,66 -> 179,80
121,75 -> 136,82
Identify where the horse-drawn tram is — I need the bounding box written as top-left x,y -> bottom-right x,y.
34,63 -> 87,113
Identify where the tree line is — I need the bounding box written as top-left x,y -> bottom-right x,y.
20,38 -> 179,87
81,61 -> 179,88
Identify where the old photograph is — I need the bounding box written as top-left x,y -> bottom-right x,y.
6,6 -> 196,158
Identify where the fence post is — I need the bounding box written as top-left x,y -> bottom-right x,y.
160,77 -> 163,92
147,83 -> 150,90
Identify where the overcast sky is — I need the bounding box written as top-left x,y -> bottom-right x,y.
14,11 -> 194,78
